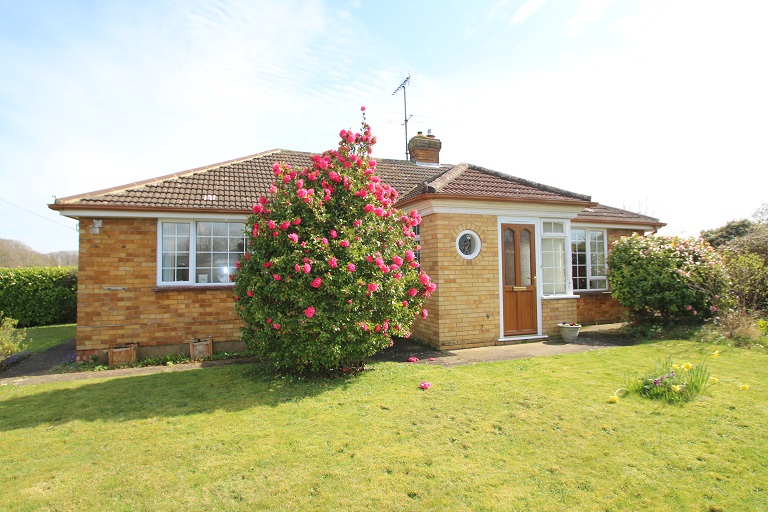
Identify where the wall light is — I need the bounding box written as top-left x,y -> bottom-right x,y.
89,219 -> 103,235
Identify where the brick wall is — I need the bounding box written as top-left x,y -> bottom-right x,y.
411,213 -> 500,350
541,297 -> 578,339
76,217 -> 244,361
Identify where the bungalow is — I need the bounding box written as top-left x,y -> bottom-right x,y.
50,132 -> 664,362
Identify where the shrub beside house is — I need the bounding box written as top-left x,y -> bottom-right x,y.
49,132 -> 663,362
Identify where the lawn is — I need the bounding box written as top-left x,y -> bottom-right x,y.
0,340 -> 765,511
18,323 -> 76,355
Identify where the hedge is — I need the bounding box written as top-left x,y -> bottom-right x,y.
0,267 -> 77,327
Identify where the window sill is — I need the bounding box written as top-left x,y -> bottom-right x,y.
154,284 -> 235,292
541,294 -> 580,300
573,290 -> 611,295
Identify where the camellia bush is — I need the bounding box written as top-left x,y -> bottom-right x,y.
607,233 -> 726,324
233,108 -> 435,375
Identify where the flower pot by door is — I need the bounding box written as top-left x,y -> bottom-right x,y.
558,325 -> 581,343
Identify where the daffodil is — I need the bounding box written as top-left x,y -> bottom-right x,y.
672,385 -> 681,392
740,384 -> 750,391
682,362 -> 692,371
710,377 -> 719,384
672,364 -> 680,371
609,395 -> 619,403
712,350 -> 720,359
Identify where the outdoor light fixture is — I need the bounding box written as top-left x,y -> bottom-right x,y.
89,219 -> 103,235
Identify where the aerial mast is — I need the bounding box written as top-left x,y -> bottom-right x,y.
392,75 -> 412,160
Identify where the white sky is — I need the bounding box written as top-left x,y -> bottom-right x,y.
1,0 -> 766,254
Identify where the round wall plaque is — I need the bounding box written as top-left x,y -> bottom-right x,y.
456,230 -> 481,259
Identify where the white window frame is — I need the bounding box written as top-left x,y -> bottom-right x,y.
540,220 -> 570,296
571,228 -> 609,291
157,219 -> 246,287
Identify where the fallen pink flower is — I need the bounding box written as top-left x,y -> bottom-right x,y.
420,381 -> 431,390
408,356 -> 419,362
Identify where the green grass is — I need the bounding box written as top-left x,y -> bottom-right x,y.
18,324 -> 76,355
0,340 -> 766,511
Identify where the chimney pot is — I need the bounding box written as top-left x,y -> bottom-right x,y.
408,131 -> 441,164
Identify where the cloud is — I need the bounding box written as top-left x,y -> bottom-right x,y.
509,0 -> 548,25
566,0 -> 615,36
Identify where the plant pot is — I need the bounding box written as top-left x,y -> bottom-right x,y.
558,324 -> 581,343
109,343 -> 138,366
189,336 -> 213,359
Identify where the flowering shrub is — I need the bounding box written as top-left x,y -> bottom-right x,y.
625,356 -> 713,404
607,234 -> 727,324
234,109 -> 434,375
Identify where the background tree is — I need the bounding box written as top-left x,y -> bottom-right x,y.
700,219 -> 755,249
0,239 -> 77,268
234,109 -> 434,375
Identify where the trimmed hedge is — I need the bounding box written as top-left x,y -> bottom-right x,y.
0,267 -> 77,327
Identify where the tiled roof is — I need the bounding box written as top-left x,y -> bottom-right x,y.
49,149 -> 663,228
574,204 -> 665,228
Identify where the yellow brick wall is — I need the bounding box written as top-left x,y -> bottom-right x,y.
76,217 -> 244,361
541,297 -> 578,339
411,213 -> 501,350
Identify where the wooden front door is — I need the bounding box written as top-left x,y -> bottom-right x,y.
502,224 -> 538,336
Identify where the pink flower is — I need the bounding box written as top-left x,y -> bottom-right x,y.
364,204 -> 375,213
258,197 -> 268,205
360,106 -> 366,111
273,274 -> 282,281
322,237 -> 329,245
247,290 -> 254,297
288,233 -> 299,243
303,263 -> 311,274
263,261 -> 272,268
685,305 -> 693,311
428,358 -> 435,362
367,283 -> 379,292
405,250 -> 415,262
292,218 -> 302,225
272,323 -> 280,330
279,221 -> 290,231
266,318 -> 272,324
252,204 -> 264,214
311,278 -> 322,288
408,357 -> 419,363
420,274 -> 431,285
393,273 -> 402,279
408,288 -> 418,297
402,301 -> 408,307
330,230 -> 338,239
425,282 -> 437,294
392,255 -> 404,266
329,257 -> 338,269
304,306 -> 316,318
347,263 -> 356,272
421,309 -> 428,319
340,240 -> 350,247
353,219 -> 363,227
419,381 -> 431,390
710,305 -> 718,312
267,220 -> 276,230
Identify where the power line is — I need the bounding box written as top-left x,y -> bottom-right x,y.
0,196 -> 78,232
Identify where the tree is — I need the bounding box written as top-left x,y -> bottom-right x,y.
607,234 -> 726,324
753,202 -> 768,224
700,219 -> 755,249
234,109 -> 434,375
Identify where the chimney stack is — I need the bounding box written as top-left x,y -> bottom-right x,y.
408,130 -> 441,164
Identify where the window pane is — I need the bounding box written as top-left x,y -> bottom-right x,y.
504,229 -> 515,287
193,221 -> 246,284
520,229 -> 532,286
544,222 -> 564,234
161,223 -> 191,283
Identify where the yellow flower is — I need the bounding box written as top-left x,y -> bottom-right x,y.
609,395 -> 619,403
672,364 -> 680,371
710,377 -> 719,384
672,385 -> 681,392
712,350 -> 720,359
740,384 -> 750,391
682,362 -> 692,371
